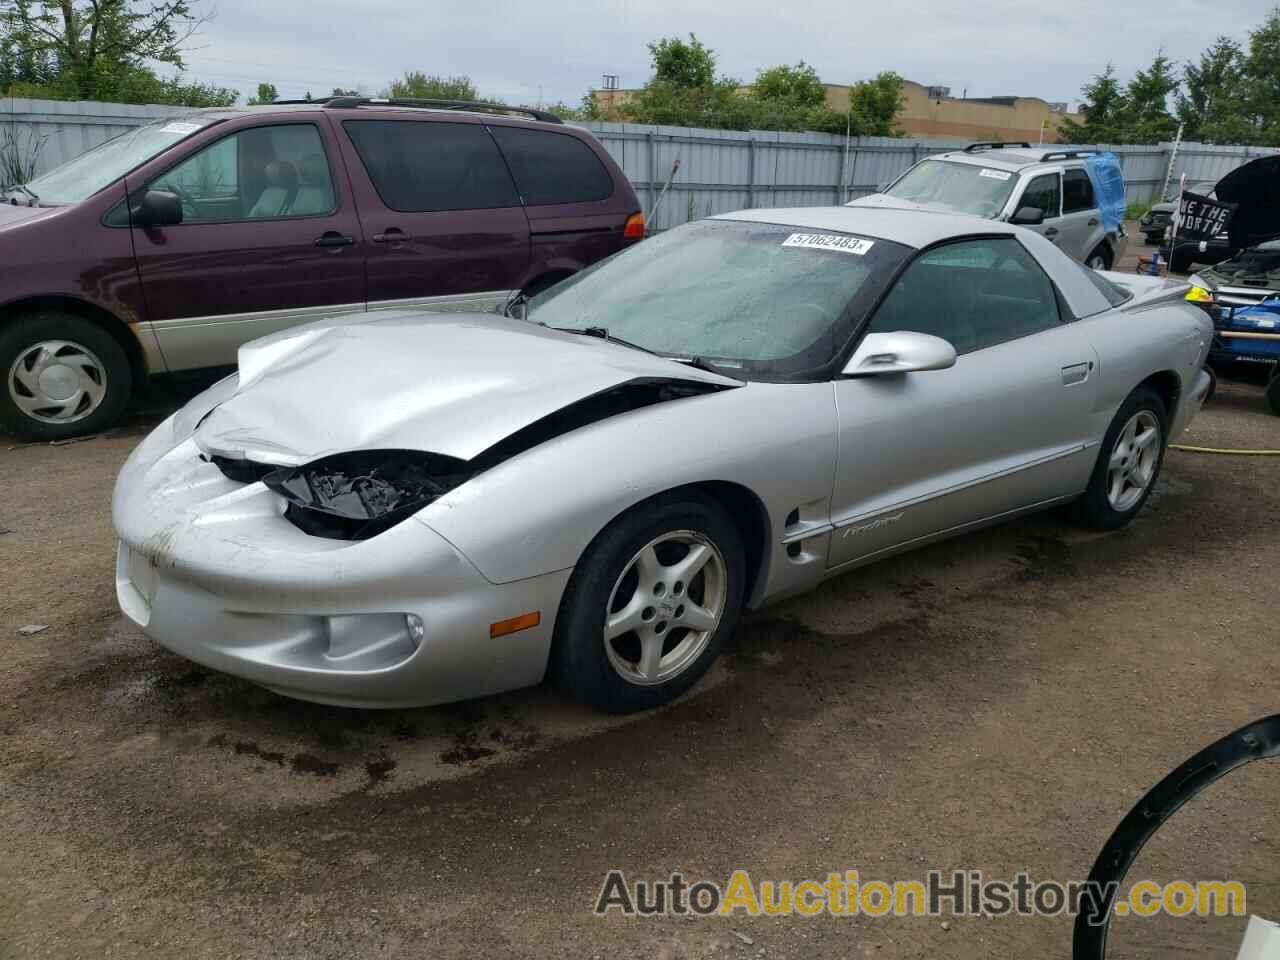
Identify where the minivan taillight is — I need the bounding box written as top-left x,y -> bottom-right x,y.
623,212 -> 646,243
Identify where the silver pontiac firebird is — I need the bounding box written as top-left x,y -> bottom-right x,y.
113,207 -> 1213,713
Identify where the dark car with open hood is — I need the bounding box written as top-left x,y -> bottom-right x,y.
1187,155 -> 1280,311
0,97 -> 643,440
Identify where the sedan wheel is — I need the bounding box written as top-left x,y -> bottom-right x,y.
551,494 -> 745,713
1071,386 -> 1168,530
1105,410 -> 1161,512
603,531 -> 728,686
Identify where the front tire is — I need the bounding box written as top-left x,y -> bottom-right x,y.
1071,386 -> 1168,530
0,312 -> 132,441
1266,372 -> 1280,416
550,493 -> 746,713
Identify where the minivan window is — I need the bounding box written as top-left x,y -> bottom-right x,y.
489,127 -> 613,205
21,116 -> 219,206
149,123 -> 335,223
343,120 -> 519,212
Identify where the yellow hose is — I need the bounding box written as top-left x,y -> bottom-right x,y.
1169,443 -> 1280,455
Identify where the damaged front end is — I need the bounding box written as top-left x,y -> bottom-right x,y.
203,378 -> 730,541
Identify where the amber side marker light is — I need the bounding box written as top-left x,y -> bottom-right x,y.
490,611 -> 541,639
1186,285 -> 1214,304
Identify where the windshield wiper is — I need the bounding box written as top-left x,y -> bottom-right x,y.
553,325 -> 659,357
4,184 -> 39,206
675,355 -> 729,374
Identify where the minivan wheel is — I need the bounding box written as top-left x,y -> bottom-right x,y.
0,312 -> 132,441
550,493 -> 745,714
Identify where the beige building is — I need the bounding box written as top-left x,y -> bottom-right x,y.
592,78 -> 1083,143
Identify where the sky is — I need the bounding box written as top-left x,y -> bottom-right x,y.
179,0 -> 1280,109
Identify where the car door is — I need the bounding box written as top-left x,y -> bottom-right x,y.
828,236 -> 1099,568
1058,167 -> 1106,262
127,119 -> 366,371
337,117 -> 530,313
1012,170 -> 1066,251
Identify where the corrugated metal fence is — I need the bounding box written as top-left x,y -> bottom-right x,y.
4,98 -> 1277,232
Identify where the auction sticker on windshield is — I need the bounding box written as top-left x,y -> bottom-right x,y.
782,233 -> 875,255
159,121 -> 203,135
979,169 -> 1012,180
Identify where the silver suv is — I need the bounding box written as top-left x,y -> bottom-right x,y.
849,141 -> 1128,269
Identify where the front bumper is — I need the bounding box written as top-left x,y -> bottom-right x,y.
112,417 -> 570,708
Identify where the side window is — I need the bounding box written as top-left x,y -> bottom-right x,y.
488,127 -> 614,205
150,124 -> 335,223
1019,173 -> 1061,218
343,120 -> 519,212
866,237 -> 1061,355
1062,169 -> 1095,214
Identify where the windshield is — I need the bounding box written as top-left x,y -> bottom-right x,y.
884,159 -> 1016,218
526,219 -> 912,380
21,116 -> 218,206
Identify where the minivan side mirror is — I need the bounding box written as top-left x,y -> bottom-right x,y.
130,189 -> 183,227
1010,205 -> 1045,226
842,331 -> 957,377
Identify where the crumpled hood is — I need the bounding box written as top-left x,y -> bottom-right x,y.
846,193 -> 936,214
1215,155 -> 1280,250
193,309 -> 740,464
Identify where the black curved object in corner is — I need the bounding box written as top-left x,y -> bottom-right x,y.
1073,714 -> 1280,960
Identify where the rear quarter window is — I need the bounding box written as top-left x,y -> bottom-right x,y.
489,126 -> 613,205
343,119 -> 520,212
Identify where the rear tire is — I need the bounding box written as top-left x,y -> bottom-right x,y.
550,493 -> 745,714
1086,244 -> 1114,271
0,312 -> 132,441
1071,386 -> 1168,530
1266,374 -> 1280,416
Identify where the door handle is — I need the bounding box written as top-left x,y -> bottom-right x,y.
314,231 -> 354,248
1044,227 -> 1060,239
1088,217 -> 1099,226
372,228 -> 411,244
1061,361 -> 1092,386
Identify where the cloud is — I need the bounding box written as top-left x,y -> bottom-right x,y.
180,0 -> 1278,108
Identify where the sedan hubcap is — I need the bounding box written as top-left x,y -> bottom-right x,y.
603,530 -> 727,686
1107,410 -> 1161,512
8,340 -> 108,424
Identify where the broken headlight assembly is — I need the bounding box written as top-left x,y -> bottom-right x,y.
262,449 -> 473,541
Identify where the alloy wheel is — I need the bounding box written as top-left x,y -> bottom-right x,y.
1106,410 -> 1161,512
602,530 -> 728,686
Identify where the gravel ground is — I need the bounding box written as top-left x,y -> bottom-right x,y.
2,273 -> 1278,958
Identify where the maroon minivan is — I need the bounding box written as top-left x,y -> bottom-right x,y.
0,98 -> 644,440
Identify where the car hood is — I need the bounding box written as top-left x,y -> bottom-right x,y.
1215,155 -> 1280,250
0,201 -> 61,231
192,309 -> 741,465
847,193 -> 935,213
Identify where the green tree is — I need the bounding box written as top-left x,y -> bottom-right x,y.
246,82 -> 278,105
848,71 -> 905,137
748,61 -> 846,134
1118,52 -> 1178,142
382,71 -> 478,101
331,87 -> 360,97
1177,37 -> 1250,143
1058,64 -> 1124,142
0,0 -> 214,101
647,34 -> 716,88
1243,7 -> 1280,144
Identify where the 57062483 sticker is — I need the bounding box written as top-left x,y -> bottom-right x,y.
782,233 -> 876,255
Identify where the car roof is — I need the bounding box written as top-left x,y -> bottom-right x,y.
713,206 -> 1022,250
923,147 -> 1095,172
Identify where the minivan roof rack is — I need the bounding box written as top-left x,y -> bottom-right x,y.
270,96 -> 564,124
1039,149 -> 1098,161
962,141 -> 1032,152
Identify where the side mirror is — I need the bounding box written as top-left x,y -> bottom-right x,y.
842,331 -> 957,377
1010,205 -> 1045,226
130,189 -> 183,227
